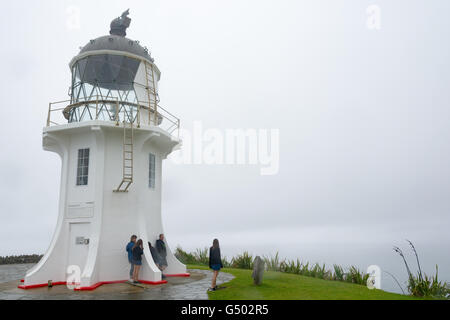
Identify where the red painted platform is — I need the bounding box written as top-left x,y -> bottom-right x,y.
18,273 -> 189,291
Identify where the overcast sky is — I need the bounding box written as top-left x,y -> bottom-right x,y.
0,0 -> 449,291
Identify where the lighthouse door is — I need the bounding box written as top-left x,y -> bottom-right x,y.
68,223 -> 91,273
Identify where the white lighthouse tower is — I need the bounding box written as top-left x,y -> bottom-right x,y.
20,10 -> 188,290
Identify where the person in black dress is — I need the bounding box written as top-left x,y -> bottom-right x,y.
208,239 -> 223,291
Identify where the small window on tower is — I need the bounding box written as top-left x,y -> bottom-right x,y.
76,148 -> 90,186
149,153 -> 156,189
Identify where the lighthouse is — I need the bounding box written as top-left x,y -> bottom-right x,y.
20,10 -> 188,290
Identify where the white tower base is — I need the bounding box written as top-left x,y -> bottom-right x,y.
20,121 -> 187,290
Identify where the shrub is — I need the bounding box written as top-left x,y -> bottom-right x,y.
282,259 -> 301,275
222,256 -> 232,268
333,264 -> 345,281
174,247 -> 200,265
231,252 -> 253,269
263,252 -> 282,272
310,263 -> 327,279
394,240 -> 449,299
346,266 -> 369,285
193,248 -> 209,265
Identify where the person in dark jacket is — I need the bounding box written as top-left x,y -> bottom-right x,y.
126,235 -> 137,281
208,239 -> 223,291
148,242 -> 162,269
149,241 -> 167,279
156,234 -> 168,271
132,239 -> 144,283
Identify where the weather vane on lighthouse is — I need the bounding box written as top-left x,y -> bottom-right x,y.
110,9 -> 131,37
19,10 -> 187,291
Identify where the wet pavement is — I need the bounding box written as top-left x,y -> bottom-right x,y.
0,264 -> 234,300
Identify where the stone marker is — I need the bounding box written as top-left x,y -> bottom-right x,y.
252,256 -> 265,286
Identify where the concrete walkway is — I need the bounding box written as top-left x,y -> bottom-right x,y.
0,269 -> 234,300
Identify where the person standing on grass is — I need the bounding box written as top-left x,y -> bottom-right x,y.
208,239 -> 223,291
132,239 -> 144,283
126,235 -> 137,281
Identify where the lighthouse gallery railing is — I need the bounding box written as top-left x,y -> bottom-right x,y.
46,96 -> 180,139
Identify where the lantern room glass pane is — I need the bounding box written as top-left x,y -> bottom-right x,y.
69,54 -> 143,124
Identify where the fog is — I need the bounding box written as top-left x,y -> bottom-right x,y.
0,0 -> 449,293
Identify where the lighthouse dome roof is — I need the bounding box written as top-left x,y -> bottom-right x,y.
71,10 -> 153,65
77,35 -> 154,63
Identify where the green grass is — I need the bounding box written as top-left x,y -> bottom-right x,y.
188,265 -> 422,300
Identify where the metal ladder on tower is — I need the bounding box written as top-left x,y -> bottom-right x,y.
114,118 -> 134,193
144,61 -> 159,125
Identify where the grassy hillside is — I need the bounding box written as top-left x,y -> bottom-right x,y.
188,265 -> 421,300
